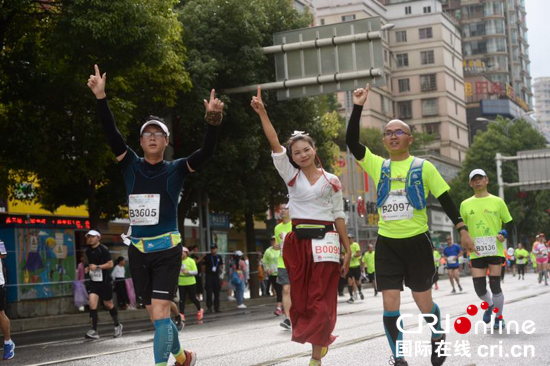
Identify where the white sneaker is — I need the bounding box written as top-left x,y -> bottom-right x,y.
114,323 -> 123,338
228,296 -> 236,301
85,329 -> 99,339
237,304 -> 247,309
78,306 -> 85,312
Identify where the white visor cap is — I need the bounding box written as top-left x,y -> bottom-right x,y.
140,120 -> 170,137
469,169 -> 487,181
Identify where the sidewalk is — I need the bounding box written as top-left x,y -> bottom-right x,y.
10,293 -> 278,333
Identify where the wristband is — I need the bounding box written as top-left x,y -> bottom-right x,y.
205,111 -> 223,126
458,225 -> 468,233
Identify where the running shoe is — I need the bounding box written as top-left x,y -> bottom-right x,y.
389,355 -> 408,365
431,333 -> 447,366
309,358 -> 321,366
280,318 -> 291,330
237,304 -> 247,309
321,346 -> 328,358
374,290 -> 379,296
359,292 -> 365,300
174,350 -> 197,366
2,341 -> 14,360
346,297 -> 355,304
494,318 -> 506,330
458,284 -> 463,292
85,329 -> 99,339
114,323 -> 123,338
451,288 -> 456,294
227,296 -> 236,301
274,308 -> 282,316
483,304 -> 494,324
197,309 -> 204,321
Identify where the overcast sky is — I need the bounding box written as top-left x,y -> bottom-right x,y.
525,0 -> 549,80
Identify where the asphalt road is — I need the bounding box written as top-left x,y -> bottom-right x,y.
10,271 -> 550,366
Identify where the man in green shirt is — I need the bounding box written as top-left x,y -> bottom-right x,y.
275,204 -> 293,330
460,169 -> 512,330
515,243 -> 529,280
346,84 -> 475,366
178,247 -> 203,323
263,237 -> 282,315
346,233 -> 363,303
362,244 -> 377,296
433,249 -> 441,291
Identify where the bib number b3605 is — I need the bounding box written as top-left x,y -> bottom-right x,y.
129,194 -> 160,226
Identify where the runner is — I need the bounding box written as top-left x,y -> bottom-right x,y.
88,64 -> 223,366
263,237 -> 282,315
346,233 -> 363,303
460,169 -> 512,330
506,247 -> 516,277
346,83 -> 475,366
252,86 -> 351,366
532,234 -> 548,285
275,204 -> 293,330
443,235 -> 463,293
83,230 -> 123,339
178,247 -> 204,324
433,248 -> 441,291
203,244 -> 224,314
230,250 -> 247,309
515,243 -> 528,280
0,240 -> 14,360
362,244 -> 378,296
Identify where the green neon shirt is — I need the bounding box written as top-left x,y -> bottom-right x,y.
275,221 -> 292,269
515,248 -> 529,265
350,242 -> 361,268
433,250 -> 441,267
178,257 -> 197,286
263,246 -> 280,276
362,251 -> 375,273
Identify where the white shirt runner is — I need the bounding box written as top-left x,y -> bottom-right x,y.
381,192 -> 414,221
475,236 -> 498,257
312,232 -> 340,263
129,194 -> 160,226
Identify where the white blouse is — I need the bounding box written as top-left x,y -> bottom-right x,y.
111,265 -> 125,280
272,147 -> 345,222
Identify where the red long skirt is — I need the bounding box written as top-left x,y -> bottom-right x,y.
282,221 -> 340,347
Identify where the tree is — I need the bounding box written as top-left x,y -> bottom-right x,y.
175,0 -> 340,297
0,0 -> 189,227
449,117 -> 550,246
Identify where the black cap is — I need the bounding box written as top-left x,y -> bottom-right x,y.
210,244 -> 218,249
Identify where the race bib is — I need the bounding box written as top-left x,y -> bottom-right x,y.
381,193 -> 413,221
90,268 -> 103,282
448,256 -> 457,265
129,194 -> 160,226
312,232 -> 340,263
475,236 -> 498,257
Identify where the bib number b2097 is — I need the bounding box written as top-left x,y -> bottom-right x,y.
475,236 -> 498,257
129,194 -> 160,226
381,194 -> 414,221
312,232 -> 340,263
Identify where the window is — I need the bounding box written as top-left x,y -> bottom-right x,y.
455,102 -> 459,114
423,6 -> 431,14
396,53 -> 409,67
320,19 -> 325,26
396,30 -> 407,43
380,95 -> 392,116
424,123 -> 440,138
420,74 -> 437,91
405,6 -> 412,15
384,49 -> 388,63
420,50 -> 435,65
398,78 -> 410,93
342,14 -> 356,22
457,126 -> 460,139
386,73 -> 392,91
397,101 -> 412,119
422,98 -> 438,116
419,27 -> 433,40
454,79 -> 456,91
459,151 -> 462,162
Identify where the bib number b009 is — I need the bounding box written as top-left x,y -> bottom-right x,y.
312,232 -> 340,263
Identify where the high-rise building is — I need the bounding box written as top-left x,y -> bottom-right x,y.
442,0 -> 533,109
534,77 -> 550,138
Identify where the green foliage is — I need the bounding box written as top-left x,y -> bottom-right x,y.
0,0 -> 189,224
449,117 -> 550,243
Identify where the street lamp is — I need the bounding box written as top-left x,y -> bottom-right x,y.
476,111 -> 535,137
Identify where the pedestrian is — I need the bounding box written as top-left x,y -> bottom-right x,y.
83,230 -> 123,339
532,234 -> 548,285
433,248 -> 441,291
346,83 -> 474,366
263,237 -> 282,315
346,233 -> 363,303
230,250 -> 247,309
514,243 -> 528,280
275,204 -> 293,330
460,169 -> 512,330
258,253 -> 267,296
252,86 -> 351,366
362,244 -> 378,296
178,247 -> 204,323
189,245 -> 205,302
443,235 -> 463,293
203,244 -> 224,313
0,240 -> 14,360
111,256 -> 130,309
89,64 -> 223,366
507,247 -> 516,277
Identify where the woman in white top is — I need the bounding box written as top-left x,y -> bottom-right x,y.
112,256 -> 129,309
251,87 -> 351,366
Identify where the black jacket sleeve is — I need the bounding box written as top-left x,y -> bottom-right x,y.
436,191 -> 462,226
186,124 -> 219,171
97,98 -> 127,157
345,104 -> 367,160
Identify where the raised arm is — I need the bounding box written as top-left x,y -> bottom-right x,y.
186,89 -> 224,173
345,83 -> 370,161
87,64 -> 127,162
250,86 -> 283,154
